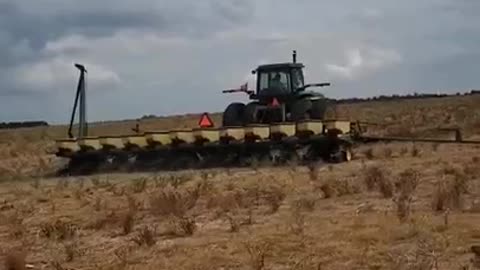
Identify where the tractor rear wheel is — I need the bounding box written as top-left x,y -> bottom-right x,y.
310,99 -> 327,120
290,99 -> 312,121
222,103 -> 245,127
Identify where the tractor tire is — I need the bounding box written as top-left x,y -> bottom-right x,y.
333,144 -> 353,163
222,103 -> 246,127
244,102 -> 260,124
290,99 -> 312,121
310,99 -> 328,120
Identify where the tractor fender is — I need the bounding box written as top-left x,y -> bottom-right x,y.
296,91 -> 325,100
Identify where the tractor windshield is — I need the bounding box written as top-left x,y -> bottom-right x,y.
258,70 -> 290,95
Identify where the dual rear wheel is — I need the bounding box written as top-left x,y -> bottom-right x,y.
222,98 -> 328,126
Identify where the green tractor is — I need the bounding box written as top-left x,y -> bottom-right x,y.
222,50 -> 333,127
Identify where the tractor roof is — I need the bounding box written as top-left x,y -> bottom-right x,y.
256,62 -> 304,71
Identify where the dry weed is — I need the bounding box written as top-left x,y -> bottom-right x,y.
395,168 -> 420,195
289,208 -> 306,236
90,177 -> 101,187
72,187 -> 83,201
244,240 -> 270,270
206,189 -> 246,214
165,216 -> 196,237
40,219 -> 78,241
262,184 -> 286,214
432,172 -> 469,212
462,161 -> 480,179
121,211 -> 135,235
291,195 -> 317,212
112,246 -> 132,269
317,177 -> 360,198
130,177 -> 147,193
149,185 -> 199,217
307,163 -> 319,181
363,148 -> 374,160
132,225 -> 156,247
469,200 -> 480,213
218,181 -> 286,214
85,210 -> 117,231
30,178 -> 41,189
4,250 -> 27,270
93,197 -> 103,211
50,261 -> 65,270
196,177 -> 214,196
164,174 -> 192,189
472,245 -> 480,268
55,178 -> 69,190
411,144 -> 420,157
363,165 -> 393,198
90,177 -> 111,188
392,168 -> 420,222
112,185 -> 126,197
127,194 -> 140,212
225,213 -> 241,233
64,241 -> 83,262
383,146 -> 393,158
387,229 -> 449,269
393,195 -> 413,223
6,211 -> 26,239
76,177 -> 85,189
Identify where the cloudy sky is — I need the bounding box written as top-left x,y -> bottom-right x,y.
1,0 -> 479,124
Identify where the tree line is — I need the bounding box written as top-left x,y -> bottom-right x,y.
0,121 -> 49,130
333,90 -> 480,104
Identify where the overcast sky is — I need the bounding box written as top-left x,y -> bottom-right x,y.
1,0 -> 479,124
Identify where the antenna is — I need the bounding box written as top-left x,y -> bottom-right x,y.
68,64 -> 88,139
292,50 -> 297,63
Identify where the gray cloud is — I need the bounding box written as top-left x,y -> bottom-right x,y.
0,0 -> 479,124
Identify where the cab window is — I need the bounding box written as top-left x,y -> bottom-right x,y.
258,71 -> 290,93
291,68 -> 304,90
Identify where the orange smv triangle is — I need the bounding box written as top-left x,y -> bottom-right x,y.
271,97 -> 280,107
198,112 -> 214,128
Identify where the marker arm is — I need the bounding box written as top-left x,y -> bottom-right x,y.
222,89 -> 254,95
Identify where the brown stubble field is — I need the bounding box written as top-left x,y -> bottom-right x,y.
1,94 -> 480,269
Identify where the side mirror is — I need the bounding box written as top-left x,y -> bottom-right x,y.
251,70 -> 256,75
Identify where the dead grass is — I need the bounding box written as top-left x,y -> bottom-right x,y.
431,171 -> 470,212
244,240 -> 270,270
363,165 -> 394,198
149,185 -> 199,217
121,211 -> 135,235
0,148 -> 477,269
317,177 -> 361,198
165,216 -> 197,237
132,225 -> 157,246
39,219 -> 78,241
130,177 -> 147,193
393,168 -> 420,222
1,95 -> 480,269
3,251 -> 27,270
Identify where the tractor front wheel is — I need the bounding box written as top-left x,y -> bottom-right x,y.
244,102 -> 260,124
222,103 -> 246,127
310,99 -> 327,120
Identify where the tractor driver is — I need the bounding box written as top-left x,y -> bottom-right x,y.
269,72 -> 287,93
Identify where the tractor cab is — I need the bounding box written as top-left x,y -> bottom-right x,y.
251,62 -> 306,103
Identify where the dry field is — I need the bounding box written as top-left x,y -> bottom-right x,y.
0,95 -> 480,269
